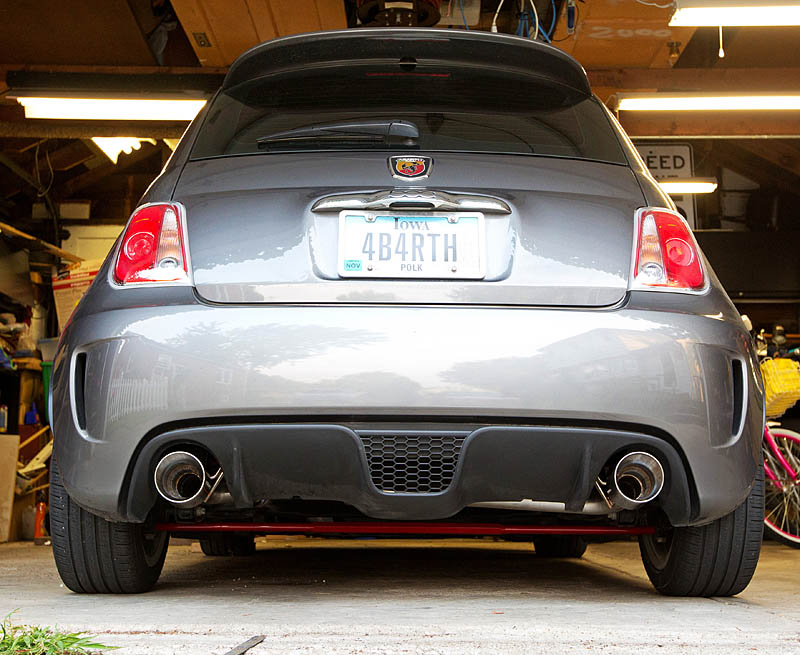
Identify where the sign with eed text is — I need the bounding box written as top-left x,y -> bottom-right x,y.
635,143 -> 697,229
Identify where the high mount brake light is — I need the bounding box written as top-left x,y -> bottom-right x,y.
114,203 -> 189,285
632,208 -> 706,292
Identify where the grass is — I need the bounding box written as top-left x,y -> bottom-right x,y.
0,612 -> 117,655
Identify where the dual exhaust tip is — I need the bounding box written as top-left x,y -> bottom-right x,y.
153,449 -> 665,512
606,451 -> 665,510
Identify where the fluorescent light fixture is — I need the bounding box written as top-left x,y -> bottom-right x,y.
670,0 -> 800,26
91,137 -> 157,164
617,94 -> 800,111
16,97 -> 206,121
658,179 -> 719,195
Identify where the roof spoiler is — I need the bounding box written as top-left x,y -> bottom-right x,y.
224,28 -> 591,96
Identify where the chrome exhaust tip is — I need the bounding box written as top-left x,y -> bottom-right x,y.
608,451 -> 665,510
154,451 -> 207,507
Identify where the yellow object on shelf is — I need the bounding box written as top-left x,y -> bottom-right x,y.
761,358 -> 800,419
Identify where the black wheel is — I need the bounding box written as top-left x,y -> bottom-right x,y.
533,535 -> 587,558
200,534 -> 255,556
639,465 -> 764,597
199,534 -> 230,556
50,457 -> 168,594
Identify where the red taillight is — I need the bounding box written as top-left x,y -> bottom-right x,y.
114,203 -> 189,285
632,208 -> 705,292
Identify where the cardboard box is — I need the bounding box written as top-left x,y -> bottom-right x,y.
172,0 -> 346,66
0,434 -> 20,542
52,259 -> 104,332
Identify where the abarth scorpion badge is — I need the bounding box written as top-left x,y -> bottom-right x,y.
390,156 -> 432,179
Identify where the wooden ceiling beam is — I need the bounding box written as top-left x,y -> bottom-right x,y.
55,143 -> 162,198
588,67 -> 800,93
4,65 -> 800,142
9,64 -> 796,87
0,138 -> 43,153
620,112 -> 800,138
1,141 -> 96,198
708,141 -> 800,195
4,64 -> 799,93
2,64 -> 797,98
0,220 -> 82,262
733,140 -> 800,178
0,121 -> 187,139
37,140 -> 95,172
1,64 -> 227,76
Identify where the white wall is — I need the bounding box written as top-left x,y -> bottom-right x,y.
62,224 -> 124,262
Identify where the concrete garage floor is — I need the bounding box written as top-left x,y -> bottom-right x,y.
1,538 -> 800,654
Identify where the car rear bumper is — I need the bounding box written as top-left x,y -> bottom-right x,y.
125,423 -> 693,523
51,295 -> 763,526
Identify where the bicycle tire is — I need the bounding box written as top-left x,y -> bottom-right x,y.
763,427 -> 800,548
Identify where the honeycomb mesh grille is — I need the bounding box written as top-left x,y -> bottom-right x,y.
358,432 -> 467,494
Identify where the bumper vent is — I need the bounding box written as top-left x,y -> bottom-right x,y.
358,431 -> 467,494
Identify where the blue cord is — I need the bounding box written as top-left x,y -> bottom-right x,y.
460,0 -> 469,29
547,0 -> 557,38
516,2 -> 556,43
516,11 -> 528,36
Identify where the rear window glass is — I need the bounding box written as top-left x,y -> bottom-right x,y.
191,68 -> 627,165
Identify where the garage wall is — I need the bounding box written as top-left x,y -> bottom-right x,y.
62,225 -> 123,262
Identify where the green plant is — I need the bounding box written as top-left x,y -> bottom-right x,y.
0,611 -> 117,655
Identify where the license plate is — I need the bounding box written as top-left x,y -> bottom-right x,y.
337,211 -> 486,279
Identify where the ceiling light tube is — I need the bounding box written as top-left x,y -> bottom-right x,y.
617,94 -> 800,111
670,1 -> 800,26
658,179 -> 719,195
15,97 -> 206,121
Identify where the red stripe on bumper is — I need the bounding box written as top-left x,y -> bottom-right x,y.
156,522 -> 655,536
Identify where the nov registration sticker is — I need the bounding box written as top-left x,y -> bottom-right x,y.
337,211 -> 486,279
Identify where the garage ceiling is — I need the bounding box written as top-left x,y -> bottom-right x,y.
0,0 -> 158,66
1,0 -> 800,253
169,0 -> 347,67
553,1 -> 697,70
0,0 -> 347,68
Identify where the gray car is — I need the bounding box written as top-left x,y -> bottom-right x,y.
49,28 -> 764,596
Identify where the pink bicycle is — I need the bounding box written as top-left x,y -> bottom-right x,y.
751,322 -> 800,547
763,424 -> 800,547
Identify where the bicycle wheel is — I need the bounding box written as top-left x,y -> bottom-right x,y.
763,427 -> 800,548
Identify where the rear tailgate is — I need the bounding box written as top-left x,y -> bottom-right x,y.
175,152 -> 643,306
173,29 -> 645,307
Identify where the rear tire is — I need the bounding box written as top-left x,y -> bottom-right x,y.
200,534 -> 255,556
50,457 -> 168,594
199,534 -> 230,556
533,535 -> 587,558
639,465 -> 764,597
